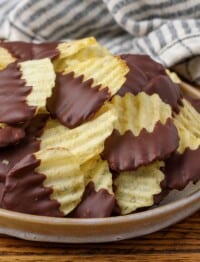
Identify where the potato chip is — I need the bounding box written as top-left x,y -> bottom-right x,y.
173,99 -> 200,153
114,161 -> 164,215
54,42 -> 110,72
72,157 -> 115,218
2,147 -> 84,216
102,92 -> 179,172
68,43 -> 110,61
0,62 -> 35,124
118,56 -> 182,112
0,139 -> 40,198
112,92 -> 172,135
121,54 -> 166,81
2,152 -> 62,217
0,42 -> 59,62
81,156 -> 113,194
118,54 -> 166,97
40,104 -> 117,164
35,148 -> 84,215
102,119 -> 178,172
57,37 -> 97,59
54,37 -> 110,70
46,72 -> 110,128
20,58 -> 56,111
0,47 -> 15,70
164,146 -> 200,190
163,98 -> 200,190
62,56 -> 128,96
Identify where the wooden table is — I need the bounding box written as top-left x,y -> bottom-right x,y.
0,211 -> 199,262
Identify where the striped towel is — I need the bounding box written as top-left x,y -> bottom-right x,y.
0,0 -> 200,84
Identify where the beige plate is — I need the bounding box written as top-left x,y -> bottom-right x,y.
0,182 -> 199,243
0,80 -> 199,243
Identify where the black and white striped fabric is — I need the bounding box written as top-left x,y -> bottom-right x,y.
0,0 -> 200,84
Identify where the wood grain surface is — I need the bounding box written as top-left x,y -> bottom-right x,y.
0,211 -> 199,262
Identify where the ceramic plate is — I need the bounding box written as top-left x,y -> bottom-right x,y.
0,80 -> 199,243
0,181 -> 199,243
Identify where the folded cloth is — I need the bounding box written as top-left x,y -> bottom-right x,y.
0,0 -> 200,85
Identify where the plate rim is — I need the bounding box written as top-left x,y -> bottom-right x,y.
0,188 -> 199,226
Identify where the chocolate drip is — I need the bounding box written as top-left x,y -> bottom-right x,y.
0,42 -> 59,61
164,147 -> 200,190
71,182 -> 115,218
102,119 -> 179,172
2,154 -> 64,217
118,54 -> 182,111
0,62 -> 35,124
47,73 -> 110,128
0,126 -> 25,147
0,139 -> 40,205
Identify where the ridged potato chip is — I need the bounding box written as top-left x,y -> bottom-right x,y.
112,92 -> 172,135
72,156 -> 115,218
46,72 -> 110,128
114,161 -> 164,215
68,43 -> 110,61
102,92 -> 179,172
2,147 -> 84,216
81,156 -> 113,194
20,58 -> 56,111
40,104 -> 117,164
173,99 -> 200,153
62,56 -> 128,96
35,148 -> 84,215
0,47 -> 15,70
54,38 -> 110,72
57,37 -> 97,59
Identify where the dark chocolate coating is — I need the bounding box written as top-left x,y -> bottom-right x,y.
0,62 -> 35,124
164,147 -> 200,190
118,54 -> 182,112
118,54 -> 166,96
0,42 -> 59,61
117,59 -> 148,96
2,154 -> 64,217
121,54 -> 166,80
102,119 -> 179,172
71,182 -> 115,218
0,139 -> 40,205
144,75 -> 182,113
47,73 -> 110,128
24,114 -> 49,138
0,125 -> 25,147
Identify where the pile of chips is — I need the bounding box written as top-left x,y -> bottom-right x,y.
0,37 -> 199,218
